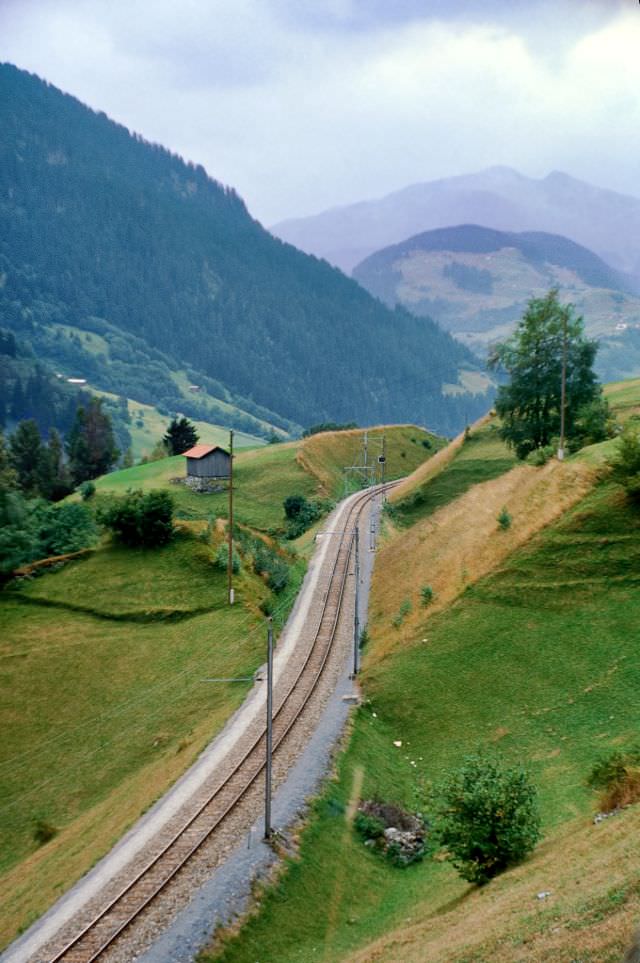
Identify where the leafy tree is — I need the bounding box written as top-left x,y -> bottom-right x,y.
0,492 -> 97,575
9,419 -> 43,496
98,490 -> 174,547
67,398 -> 119,484
283,493 -> 329,538
0,491 -> 40,574
37,428 -> 73,502
164,417 -> 199,455
490,290 -> 602,459
36,502 -> 98,556
0,430 -> 18,493
436,755 -> 541,885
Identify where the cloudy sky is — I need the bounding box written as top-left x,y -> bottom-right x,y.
1,0 -> 638,224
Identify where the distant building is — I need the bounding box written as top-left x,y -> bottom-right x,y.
183,444 -> 231,491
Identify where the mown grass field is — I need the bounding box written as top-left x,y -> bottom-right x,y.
0,424 -> 439,949
204,470 -> 640,963
91,444 -> 314,531
0,526 -> 306,947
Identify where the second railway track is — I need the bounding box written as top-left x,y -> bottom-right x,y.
45,481 -> 395,963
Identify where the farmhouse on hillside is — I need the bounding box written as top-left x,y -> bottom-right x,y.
183,444 -> 231,491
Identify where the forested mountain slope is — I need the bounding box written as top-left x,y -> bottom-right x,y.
0,64 -> 488,436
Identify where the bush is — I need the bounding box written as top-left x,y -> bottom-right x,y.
33,817 -> 58,845
497,507 -> 512,530
609,427 -> 640,501
98,490 -> 174,547
526,445 -> 554,466
420,585 -> 434,606
283,494 -> 331,538
37,502 -> 98,556
79,480 -> 95,500
588,747 -> 640,812
215,542 -> 240,574
253,543 -> 289,593
436,755 -> 541,884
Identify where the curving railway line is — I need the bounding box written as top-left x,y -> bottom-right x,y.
44,481 -> 395,963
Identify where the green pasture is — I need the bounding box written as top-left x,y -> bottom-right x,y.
390,422 -> 516,528
207,481 -> 640,963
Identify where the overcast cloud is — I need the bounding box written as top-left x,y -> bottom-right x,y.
0,0 -> 638,223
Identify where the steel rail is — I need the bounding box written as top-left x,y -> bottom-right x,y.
48,482 -> 395,963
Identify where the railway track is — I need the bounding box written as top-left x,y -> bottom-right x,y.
47,482 -> 394,963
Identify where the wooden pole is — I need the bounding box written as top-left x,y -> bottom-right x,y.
265,618 -> 274,839
228,429 -> 234,604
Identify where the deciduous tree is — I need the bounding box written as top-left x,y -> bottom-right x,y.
490,290 -> 603,459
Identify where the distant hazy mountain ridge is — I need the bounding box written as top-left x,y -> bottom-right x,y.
0,63 -> 489,436
271,166 -> 640,279
352,224 -> 640,381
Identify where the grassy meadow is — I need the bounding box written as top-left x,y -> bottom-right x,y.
0,424 -> 439,949
202,390 -> 640,963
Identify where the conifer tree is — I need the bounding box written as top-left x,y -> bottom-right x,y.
67,398 -> 119,484
163,416 -> 199,455
9,419 -> 43,496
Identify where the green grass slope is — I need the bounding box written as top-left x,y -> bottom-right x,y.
0,424 -> 441,948
388,420 -> 516,528
203,402 -> 640,962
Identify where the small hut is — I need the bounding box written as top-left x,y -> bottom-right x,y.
183,444 -> 231,492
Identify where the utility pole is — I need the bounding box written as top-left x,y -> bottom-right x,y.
352,525 -> 360,677
558,311 -> 567,461
264,618 -> 274,839
227,429 -> 235,604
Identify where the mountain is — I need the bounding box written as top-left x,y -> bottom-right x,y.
0,64 -> 490,438
270,166 -> 640,278
351,224 -> 640,380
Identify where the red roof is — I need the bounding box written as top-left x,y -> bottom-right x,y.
182,444 -> 228,459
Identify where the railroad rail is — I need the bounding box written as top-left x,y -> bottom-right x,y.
47,481 -> 395,963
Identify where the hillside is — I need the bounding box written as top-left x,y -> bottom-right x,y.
0,424 -> 440,948
352,225 -> 640,379
201,390 -> 640,963
271,165 -> 640,278
0,63 -> 489,437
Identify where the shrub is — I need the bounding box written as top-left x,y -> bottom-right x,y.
253,543 -> 290,593
420,585 -> 434,606
589,748 -> 640,812
527,445 -> 554,467
609,427 -> 640,501
283,494 -> 331,538
33,818 -> 58,845
98,490 -> 174,547
37,502 -> 98,556
436,755 -> 541,884
215,542 -> 240,574
392,598 -> 412,628
497,507 -> 512,530
79,480 -> 95,501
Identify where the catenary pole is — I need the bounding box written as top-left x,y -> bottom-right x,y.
352,524 -> 360,677
228,429 -> 234,604
265,617 -> 274,839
